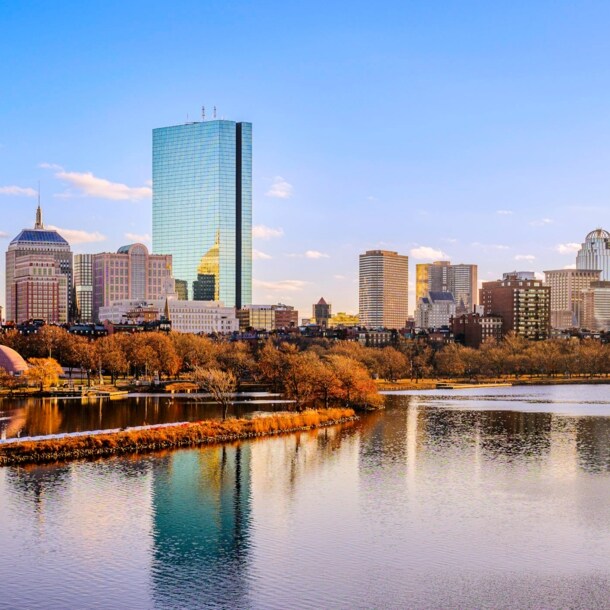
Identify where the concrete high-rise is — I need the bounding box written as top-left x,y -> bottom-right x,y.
92,243 -> 174,322
152,118 -> 252,308
74,254 -> 93,323
576,229 -> 610,280
416,261 -> 477,314
5,205 -> 73,323
313,297 -> 331,328
544,268 -> 601,329
359,250 -> 409,329
480,272 -> 550,340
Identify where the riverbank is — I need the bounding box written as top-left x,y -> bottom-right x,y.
377,376 -> 610,391
0,408 -> 357,467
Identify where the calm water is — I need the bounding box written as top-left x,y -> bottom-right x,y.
0,394 -> 290,441
1,385 -> 609,609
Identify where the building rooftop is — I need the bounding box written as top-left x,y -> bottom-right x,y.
585,228 -> 610,240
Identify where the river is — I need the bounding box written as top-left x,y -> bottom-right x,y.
0,384 -> 609,609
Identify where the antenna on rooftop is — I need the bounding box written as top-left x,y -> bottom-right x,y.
213,106 -> 217,119
202,106 -> 205,121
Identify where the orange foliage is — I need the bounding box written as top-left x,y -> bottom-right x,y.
0,408 -> 356,467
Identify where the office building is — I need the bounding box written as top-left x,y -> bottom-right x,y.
544,268 -> 601,329
237,304 -> 298,331
480,272 -> 550,340
415,292 -> 456,329
98,298 -> 238,334
11,255 -> 68,323
92,243 -> 174,322
581,281 -> 610,331
74,254 -> 93,323
152,118 -> 252,308
359,250 -> 409,329
313,297 -> 332,328
416,261 -> 478,314
6,206 -> 73,323
576,228 -> 610,280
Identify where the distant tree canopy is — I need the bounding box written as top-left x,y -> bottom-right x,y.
1,327 -> 610,405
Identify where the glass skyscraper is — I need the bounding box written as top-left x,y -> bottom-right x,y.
152,119 -> 252,308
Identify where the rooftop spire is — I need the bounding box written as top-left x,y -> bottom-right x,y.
34,183 -> 44,229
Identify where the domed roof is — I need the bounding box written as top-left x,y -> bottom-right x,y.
586,228 -> 610,240
0,345 -> 29,375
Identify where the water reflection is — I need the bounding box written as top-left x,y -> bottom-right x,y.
0,388 -> 609,609
0,395 -> 287,440
151,444 -> 252,609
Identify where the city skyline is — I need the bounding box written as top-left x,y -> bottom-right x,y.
2,2 -> 610,316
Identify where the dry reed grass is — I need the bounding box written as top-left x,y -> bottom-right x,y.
0,408 -> 356,467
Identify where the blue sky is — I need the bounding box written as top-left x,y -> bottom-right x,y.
2,1 -> 610,316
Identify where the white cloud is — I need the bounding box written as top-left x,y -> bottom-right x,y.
266,176 -> 293,199
529,218 -> 553,226
0,185 -> 37,197
514,254 -> 536,261
253,279 -> 307,292
496,210 -> 513,215
48,225 -> 106,244
253,225 -> 284,239
333,274 -> 346,280
305,250 -> 329,259
554,242 -> 581,255
41,163 -> 151,200
442,237 -> 458,244
253,249 -> 272,260
0,231 -> 9,239
124,232 -> 151,243
564,263 -> 577,269
409,246 -> 448,261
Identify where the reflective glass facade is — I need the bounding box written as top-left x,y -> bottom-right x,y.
152,120 -> 252,307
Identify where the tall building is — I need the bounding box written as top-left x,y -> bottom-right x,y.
416,261 -> 477,314
581,281 -> 610,331
313,297 -> 331,328
92,243 -> 174,322
576,229 -> 610,280
415,291 -> 456,329
6,205 -> 73,323
152,118 -> 252,308
359,250 -> 409,329
74,254 -> 93,323
544,268 -> 601,329
480,272 -> 551,340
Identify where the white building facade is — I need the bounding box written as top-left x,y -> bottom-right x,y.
98,298 -> 238,334
576,229 -> 610,280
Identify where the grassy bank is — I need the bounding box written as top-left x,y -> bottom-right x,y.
0,408 -> 357,467
377,375 -> 610,391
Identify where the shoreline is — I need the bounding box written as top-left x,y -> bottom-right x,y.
0,408 -> 357,467
377,377 -> 610,391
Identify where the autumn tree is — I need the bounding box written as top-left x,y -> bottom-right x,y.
26,358 -> 64,390
193,367 -> 237,420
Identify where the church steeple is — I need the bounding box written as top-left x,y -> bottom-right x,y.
35,186 -> 44,229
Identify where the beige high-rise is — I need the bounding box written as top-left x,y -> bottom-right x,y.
359,250 -> 408,329
544,268 -> 600,328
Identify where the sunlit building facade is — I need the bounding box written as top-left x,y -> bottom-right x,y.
581,281 -> 610,331
5,206 -> 73,323
416,261 -> 477,314
74,253 -> 93,323
576,229 -> 610,280
152,119 -> 252,308
92,244 -> 174,322
544,268 -> 601,329
359,250 -> 409,329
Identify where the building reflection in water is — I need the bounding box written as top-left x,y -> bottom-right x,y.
151,443 -> 252,609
